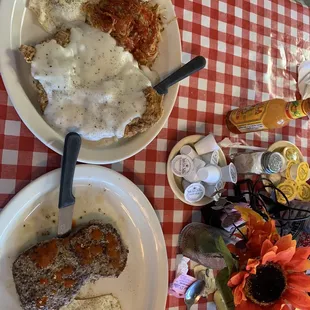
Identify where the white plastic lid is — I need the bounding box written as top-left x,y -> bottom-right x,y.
171,155 -> 194,177
180,145 -> 199,160
184,183 -> 205,203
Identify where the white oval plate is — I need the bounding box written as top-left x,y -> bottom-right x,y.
0,165 -> 168,310
0,0 -> 181,164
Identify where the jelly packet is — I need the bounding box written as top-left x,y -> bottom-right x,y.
168,255 -> 196,298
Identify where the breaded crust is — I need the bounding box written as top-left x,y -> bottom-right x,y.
12,222 -> 128,310
19,29 -> 164,139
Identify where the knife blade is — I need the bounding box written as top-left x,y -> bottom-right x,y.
57,132 -> 81,237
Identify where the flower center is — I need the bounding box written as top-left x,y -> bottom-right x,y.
245,263 -> 286,306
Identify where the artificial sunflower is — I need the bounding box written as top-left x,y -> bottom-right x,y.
228,212 -> 280,268
228,234 -> 310,310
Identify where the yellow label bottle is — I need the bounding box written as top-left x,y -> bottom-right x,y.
226,98 -> 310,134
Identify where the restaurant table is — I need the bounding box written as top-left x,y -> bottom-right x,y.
1,0 -> 310,309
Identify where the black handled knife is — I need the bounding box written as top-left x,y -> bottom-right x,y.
57,132 -> 81,237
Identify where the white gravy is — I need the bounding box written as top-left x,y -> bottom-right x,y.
31,24 -> 152,141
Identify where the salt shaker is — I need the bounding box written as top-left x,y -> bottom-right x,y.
233,151 -> 285,174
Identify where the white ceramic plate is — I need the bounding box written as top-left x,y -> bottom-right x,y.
0,0 -> 181,164
167,135 -> 227,207
0,165 -> 168,310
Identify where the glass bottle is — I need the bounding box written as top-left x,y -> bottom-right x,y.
226,98 -> 310,134
233,151 -> 285,174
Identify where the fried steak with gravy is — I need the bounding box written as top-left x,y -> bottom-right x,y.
19,29 -> 163,139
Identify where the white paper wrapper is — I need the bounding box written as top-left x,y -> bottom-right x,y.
193,265 -> 216,297
298,60 -> 310,100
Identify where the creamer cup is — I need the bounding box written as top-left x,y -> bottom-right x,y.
171,155 -> 194,177
194,134 -> 220,155
201,150 -> 219,165
184,183 -> 205,203
221,163 -> 237,184
203,183 -> 216,197
197,165 -> 222,185
183,157 -> 205,183
180,145 -> 199,160
193,157 -> 206,170
182,179 -> 191,191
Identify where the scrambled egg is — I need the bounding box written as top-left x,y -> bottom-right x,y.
61,295 -> 122,310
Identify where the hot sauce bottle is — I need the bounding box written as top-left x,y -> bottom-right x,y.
226,98 -> 310,134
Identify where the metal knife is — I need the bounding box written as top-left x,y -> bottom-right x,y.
57,132 -> 81,237
153,56 -> 206,95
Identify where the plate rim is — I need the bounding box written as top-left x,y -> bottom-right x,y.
0,0 -> 182,164
0,165 -> 168,310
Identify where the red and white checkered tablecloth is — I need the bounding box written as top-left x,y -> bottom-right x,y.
1,0 -> 310,309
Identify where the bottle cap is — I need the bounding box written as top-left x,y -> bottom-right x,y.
184,183 -> 205,203
276,180 -> 297,204
296,162 -> 309,183
297,183 -> 310,201
171,155 -> 194,177
267,152 -> 285,173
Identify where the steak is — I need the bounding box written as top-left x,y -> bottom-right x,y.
12,222 -> 128,310
19,28 -> 163,140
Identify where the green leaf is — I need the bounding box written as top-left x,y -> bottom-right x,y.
196,231 -> 218,253
295,0 -> 310,6
215,237 -> 238,275
215,268 -> 235,310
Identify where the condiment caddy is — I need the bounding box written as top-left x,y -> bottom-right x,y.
232,140 -> 310,203
167,134 -> 238,206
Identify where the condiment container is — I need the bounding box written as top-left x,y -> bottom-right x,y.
276,180 -> 297,204
180,145 -> 199,160
183,157 -> 206,183
282,146 -> 300,162
220,163 -> 237,184
171,154 -> 194,177
184,183 -> 205,203
197,165 -> 222,184
203,183 -> 216,197
285,160 -> 297,179
297,183 -> 310,201
296,162 -> 309,183
194,134 -> 220,155
201,150 -> 219,165
233,151 -> 285,174
182,179 -> 191,191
